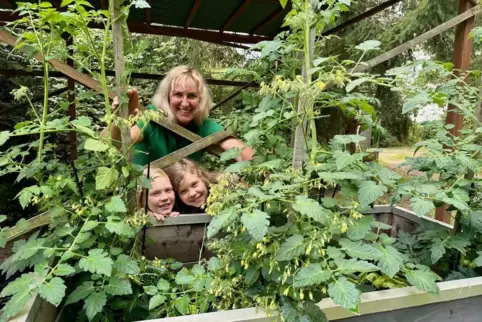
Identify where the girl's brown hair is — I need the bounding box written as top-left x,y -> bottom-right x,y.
164,159 -> 219,193
136,167 -> 170,211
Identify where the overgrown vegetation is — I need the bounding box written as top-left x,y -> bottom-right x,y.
0,0 -> 482,321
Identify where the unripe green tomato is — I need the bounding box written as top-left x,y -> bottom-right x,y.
463,259 -> 471,266
469,262 -> 477,269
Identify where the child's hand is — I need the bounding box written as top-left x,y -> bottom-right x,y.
170,211 -> 180,217
149,211 -> 166,221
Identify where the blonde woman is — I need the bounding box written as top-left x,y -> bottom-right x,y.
136,167 -> 180,221
164,159 -> 220,214
104,65 -> 254,165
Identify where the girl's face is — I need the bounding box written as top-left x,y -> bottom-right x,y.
169,80 -> 200,126
148,176 -> 175,215
178,172 -> 208,208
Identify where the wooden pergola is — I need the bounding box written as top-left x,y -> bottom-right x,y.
0,0 -> 479,225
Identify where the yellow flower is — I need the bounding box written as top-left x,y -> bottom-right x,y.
341,221 -> 348,233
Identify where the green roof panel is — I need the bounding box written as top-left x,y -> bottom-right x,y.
190,0 -> 243,30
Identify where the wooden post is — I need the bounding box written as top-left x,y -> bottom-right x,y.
65,35 -> 77,160
109,0 -> 130,158
435,0 -> 475,223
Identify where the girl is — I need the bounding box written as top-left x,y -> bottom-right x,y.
164,159 -> 220,214
136,167 -> 180,221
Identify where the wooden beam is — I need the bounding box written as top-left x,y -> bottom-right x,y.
151,130 -> 232,169
212,80 -> 254,111
352,6 -> 481,73
145,0 -> 151,25
220,0 -> 251,33
0,68 -> 259,87
184,0 -> 201,29
250,2 -> 288,35
322,0 -> 403,36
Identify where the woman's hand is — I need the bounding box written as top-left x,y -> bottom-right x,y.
112,88 -> 140,117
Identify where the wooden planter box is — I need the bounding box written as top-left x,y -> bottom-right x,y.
14,206 -> 481,322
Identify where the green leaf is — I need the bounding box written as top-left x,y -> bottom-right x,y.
144,285 -> 158,295
376,244 -> 405,278
334,258 -> 379,274
66,282 -> 94,305
39,277 -> 66,306
53,264 -> 75,276
0,215 -> 6,223
104,277 -> 132,296
303,301 -> 328,322
358,181 -> 387,208
279,0 -> 288,9
405,270 -> 439,294
402,92 -> 432,114
175,269 -> 195,285
83,291 -> 107,320
1,272 -> 35,297
293,264 -> 332,288
106,218 -> 135,237
225,161 -> 251,172
114,254 -> 140,275
241,209 -> 269,241
430,242 -> 446,264
192,264 -> 205,276
347,216 -> 373,241
0,131 -> 10,147
84,138 -> 109,152
326,246 -> 345,259
346,77 -> 369,93
174,295 -> 190,315
105,196 -> 127,213
149,294 -> 166,310
355,40 -> 381,51
333,151 -> 361,170
79,249 -> 113,276
474,251 -> 482,267
411,197 -> 434,217
207,207 -> 237,238
95,167 -> 119,190
220,148 -> 242,161
207,257 -> 221,272
244,266 -> 260,286
82,221 -> 99,232
292,196 -> 331,224
275,234 -> 305,261
0,290 -> 31,322
328,277 -> 361,311
339,239 -> 383,260
0,228 -> 8,248
157,278 -> 170,291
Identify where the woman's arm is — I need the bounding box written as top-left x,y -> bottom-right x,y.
219,137 -> 255,161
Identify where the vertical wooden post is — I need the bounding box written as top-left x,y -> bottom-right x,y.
65,35 -> 77,160
109,0 -> 131,158
435,0 -> 474,223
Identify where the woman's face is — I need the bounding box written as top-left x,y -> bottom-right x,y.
178,172 -> 208,208
169,80 -> 200,126
148,176 -> 175,215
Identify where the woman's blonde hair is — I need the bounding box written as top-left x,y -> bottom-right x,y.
151,65 -> 212,126
136,167 -> 170,210
164,159 -> 219,193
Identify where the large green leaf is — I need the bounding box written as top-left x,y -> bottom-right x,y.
334,258 -> 379,274
207,257 -> 221,272
292,196 -> 331,224
104,277 -> 132,296
0,272 -> 35,297
355,40 -> 381,51
241,209 -> 269,241
95,167 -> 119,190
0,131 -> 10,147
175,269 -> 195,285
402,92 -> 432,114
39,277 -> 66,306
275,234 -> 305,261
328,277 -> 361,311
66,282 -> 94,305
303,301 -> 328,322
83,291 -> 107,320
174,295 -> 190,315
339,239 -> 383,260
430,242 -> 446,264
405,269 -> 439,294
114,254 -> 140,274
53,264 -> 75,276
318,172 -> 362,184
105,196 -> 127,213
84,138 -> 109,152
0,290 -> 31,322
293,264 -> 332,287
375,244 -> 404,278
149,294 -> 167,310
411,197 -> 434,217
358,181 -> 387,208
347,216 -> 373,241
207,207 -> 237,238
79,249 -> 113,276
346,78 -> 369,93
220,148 -> 242,161
157,278 -> 170,291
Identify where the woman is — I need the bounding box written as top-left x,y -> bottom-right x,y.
104,66 -> 254,165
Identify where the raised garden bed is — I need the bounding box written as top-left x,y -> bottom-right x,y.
15,205 -> 476,322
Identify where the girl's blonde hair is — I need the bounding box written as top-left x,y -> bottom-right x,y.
151,65 -> 212,126
136,167 -> 170,210
164,159 -> 219,193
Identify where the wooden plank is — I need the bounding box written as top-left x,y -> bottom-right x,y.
184,0 -> 201,29
150,130 -> 232,168
322,0 -> 403,36
352,6 -> 481,73
149,213 -> 211,227
220,0 -> 252,33
250,2 -> 288,35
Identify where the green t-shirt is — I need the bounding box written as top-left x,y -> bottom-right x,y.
133,104 -> 224,166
